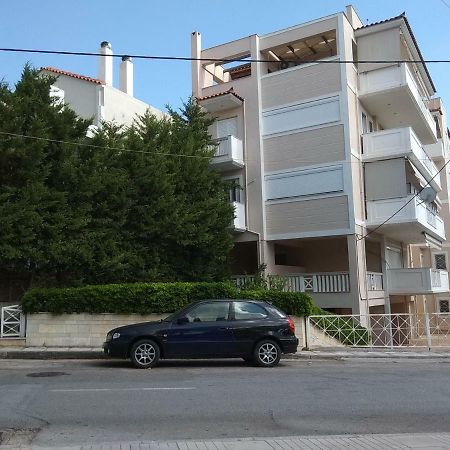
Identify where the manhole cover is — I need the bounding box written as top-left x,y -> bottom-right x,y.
26,371 -> 69,378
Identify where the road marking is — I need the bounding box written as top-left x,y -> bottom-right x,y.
50,387 -> 196,392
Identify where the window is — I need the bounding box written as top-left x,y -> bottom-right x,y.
439,300 -> 450,313
229,179 -> 243,203
233,302 -> 268,320
186,302 -> 230,323
434,254 -> 447,270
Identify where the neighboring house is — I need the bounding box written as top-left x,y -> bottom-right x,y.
192,5 -> 450,316
40,41 -> 164,129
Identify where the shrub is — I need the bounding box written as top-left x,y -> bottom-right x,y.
22,282 -> 315,317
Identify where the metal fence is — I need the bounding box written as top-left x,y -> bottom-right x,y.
0,305 -> 25,338
307,313 -> 450,349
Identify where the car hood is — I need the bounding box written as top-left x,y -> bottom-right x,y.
108,320 -> 165,335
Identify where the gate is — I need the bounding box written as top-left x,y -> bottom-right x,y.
1,305 -> 25,338
306,313 -> 450,349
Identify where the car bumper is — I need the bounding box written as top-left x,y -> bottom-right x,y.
280,337 -> 299,354
103,340 -> 129,358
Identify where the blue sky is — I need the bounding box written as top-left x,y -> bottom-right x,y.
1,0 -> 449,112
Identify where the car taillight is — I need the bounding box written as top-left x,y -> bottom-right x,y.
287,316 -> 295,334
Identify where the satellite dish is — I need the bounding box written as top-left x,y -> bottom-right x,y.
419,187 -> 437,203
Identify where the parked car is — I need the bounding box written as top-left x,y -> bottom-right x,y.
103,299 -> 298,368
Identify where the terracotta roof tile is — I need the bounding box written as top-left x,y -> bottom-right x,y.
197,88 -> 244,103
40,67 -> 104,85
357,13 -> 405,30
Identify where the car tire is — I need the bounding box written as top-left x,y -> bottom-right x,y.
253,339 -> 281,367
130,339 -> 160,369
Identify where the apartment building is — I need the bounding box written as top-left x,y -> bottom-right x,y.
40,41 -> 164,129
192,5 -> 450,316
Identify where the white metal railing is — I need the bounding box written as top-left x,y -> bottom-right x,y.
232,272 -> 350,293
387,267 -> 449,295
307,313 -> 450,349
209,135 -> 244,166
366,272 -> 384,291
1,305 -> 25,338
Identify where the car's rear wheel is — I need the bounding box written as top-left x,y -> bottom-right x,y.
253,340 -> 281,367
130,339 -> 160,369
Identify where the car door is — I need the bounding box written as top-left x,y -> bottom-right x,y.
228,301 -> 271,355
165,302 -> 234,357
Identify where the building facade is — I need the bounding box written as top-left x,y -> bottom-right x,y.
192,5 -> 450,316
41,41 -> 164,129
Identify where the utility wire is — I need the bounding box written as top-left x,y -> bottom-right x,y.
357,157 -> 450,241
0,130 -> 445,164
0,47 -> 449,64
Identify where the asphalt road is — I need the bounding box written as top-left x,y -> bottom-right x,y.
1,358 -> 450,447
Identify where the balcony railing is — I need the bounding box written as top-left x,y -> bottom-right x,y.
387,268 -> 449,295
366,195 -> 445,242
209,135 -> 244,171
359,63 -> 437,144
425,139 -> 446,160
233,272 -> 350,293
362,127 -> 440,191
367,272 -> 384,291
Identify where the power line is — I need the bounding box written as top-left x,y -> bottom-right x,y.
357,157 -> 450,241
0,131 -> 445,165
440,0 -> 450,9
0,47 -> 449,64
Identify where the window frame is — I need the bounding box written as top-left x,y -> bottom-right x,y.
437,299 -> 450,314
433,252 -> 448,271
231,301 -> 270,321
184,301 -> 232,324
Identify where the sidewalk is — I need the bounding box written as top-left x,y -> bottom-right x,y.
1,346 -> 450,360
2,433 -> 450,449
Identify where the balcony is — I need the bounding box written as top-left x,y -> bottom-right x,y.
362,127 -> 441,191
366,195 -> 445,243
232,201 -> 246,231
233,272 -> 350,293
425,139 -> 446,160
209,135 -> 244,171
387,268 -> 449,295
359,63 -> 437,144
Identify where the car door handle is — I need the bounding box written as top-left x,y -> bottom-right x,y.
218,327 -> 229,330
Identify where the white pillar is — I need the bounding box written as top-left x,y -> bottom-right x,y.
120,56 -> 134,96
99,41 -> 113,86
191,32 -> 202,97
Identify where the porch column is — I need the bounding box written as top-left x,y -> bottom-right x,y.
260,241 -> 276,274
347,233 -> 368,316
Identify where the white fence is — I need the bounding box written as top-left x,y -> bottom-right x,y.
233,273 -> 350,294
1,305 -> 25,338
307,313 -> 450,349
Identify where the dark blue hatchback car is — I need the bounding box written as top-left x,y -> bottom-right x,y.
103,299 -> 298,368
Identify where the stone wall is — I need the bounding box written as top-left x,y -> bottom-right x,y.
26,313 -> 308,349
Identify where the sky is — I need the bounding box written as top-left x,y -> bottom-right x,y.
1,0 -> 449,112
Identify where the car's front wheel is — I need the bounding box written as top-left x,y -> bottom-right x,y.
253,340 -> 281,367
130,339 -> 160,369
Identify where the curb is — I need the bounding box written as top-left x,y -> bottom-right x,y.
0,350 -> 106,360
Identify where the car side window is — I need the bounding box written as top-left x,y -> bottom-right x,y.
185,302 -> 230,323
233,302 -> 268,320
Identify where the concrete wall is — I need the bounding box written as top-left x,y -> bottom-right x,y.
25,313 -> 308,349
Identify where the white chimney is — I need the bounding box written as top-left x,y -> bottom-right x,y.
99,41 -> 113,86
120,56 -> 134,96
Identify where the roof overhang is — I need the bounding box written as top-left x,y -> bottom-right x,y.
197,90 -> 244,113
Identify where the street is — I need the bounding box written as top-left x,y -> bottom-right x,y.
1,358 -> 450,448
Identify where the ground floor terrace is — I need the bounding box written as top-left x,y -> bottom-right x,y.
230,234 -> 450,316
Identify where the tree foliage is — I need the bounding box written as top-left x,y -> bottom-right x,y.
0,65 -> 234,287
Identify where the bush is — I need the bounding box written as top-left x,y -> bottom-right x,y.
22,282 -> 315,317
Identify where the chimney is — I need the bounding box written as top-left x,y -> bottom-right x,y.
99,41 -> 113,86
120,56 -> 134,96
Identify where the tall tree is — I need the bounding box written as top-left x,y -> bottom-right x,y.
0,67 -> 234,287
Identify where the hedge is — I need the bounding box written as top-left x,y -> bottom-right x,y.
22,282 -> 315,317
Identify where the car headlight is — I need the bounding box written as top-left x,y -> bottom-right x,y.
112,332 -> 121,339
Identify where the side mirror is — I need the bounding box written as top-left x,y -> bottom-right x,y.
176,317 -> 189,325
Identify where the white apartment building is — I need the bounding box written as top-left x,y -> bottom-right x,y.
40,41 -> 164,128
192,5 -> 450,316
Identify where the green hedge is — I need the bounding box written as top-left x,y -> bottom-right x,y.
22,282 -> 315,317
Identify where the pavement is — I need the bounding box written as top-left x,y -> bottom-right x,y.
1,346 -> 450,360
2,432 -> 450,449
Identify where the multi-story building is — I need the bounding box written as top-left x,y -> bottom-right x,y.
40,41 -> 164,129
192,5 -> 450,316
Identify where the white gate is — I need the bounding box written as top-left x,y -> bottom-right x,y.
1,305 -> 25,338
307,313 -> 450,349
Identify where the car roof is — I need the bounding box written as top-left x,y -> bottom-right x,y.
195,299 -> 267,303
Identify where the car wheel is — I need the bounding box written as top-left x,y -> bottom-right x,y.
253,340 -> 281,367
130,339 -> 160,369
